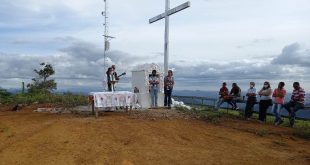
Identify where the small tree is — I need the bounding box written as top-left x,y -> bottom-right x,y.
27,63 -> 57,93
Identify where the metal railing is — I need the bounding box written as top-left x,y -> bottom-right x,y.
172,95 -> 310,120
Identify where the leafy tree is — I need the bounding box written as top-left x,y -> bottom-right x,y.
27,63 -> 57,93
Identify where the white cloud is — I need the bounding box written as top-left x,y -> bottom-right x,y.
0,38 -> 309,92
1,0 -> 310,92
272,43 -> 310,67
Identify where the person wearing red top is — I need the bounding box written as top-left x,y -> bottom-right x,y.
215,82 -> 229,110
283,82 -> 306,127
272,82 -> 286,125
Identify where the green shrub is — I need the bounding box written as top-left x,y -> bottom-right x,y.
0,88 -> 12,104
175,105 -> 191,112
294,122 -> 310,139
182,106 -> 222,124
60,92 -> 88,109
0,92 -> 87,108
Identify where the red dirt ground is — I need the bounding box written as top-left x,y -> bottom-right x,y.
0,105 -> 309,165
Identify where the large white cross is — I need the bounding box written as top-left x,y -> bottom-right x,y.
149,0 -> 191,75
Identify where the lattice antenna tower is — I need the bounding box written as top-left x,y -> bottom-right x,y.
101,0 -> 115,74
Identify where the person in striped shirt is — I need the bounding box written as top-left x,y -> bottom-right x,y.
283,82 -> 306,127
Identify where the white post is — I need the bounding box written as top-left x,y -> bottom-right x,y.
164,0 -> 170,76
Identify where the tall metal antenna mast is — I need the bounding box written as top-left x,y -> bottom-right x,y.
102,0 -> 115,90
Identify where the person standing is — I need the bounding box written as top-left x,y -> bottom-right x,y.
149,70 -> 160,108
258,81 -> 273,123
230,83 -> 241,110
111,65 -> 119,81
283,82 -> 306,127
106,67 -> 114,92
272,82 -> 286,125
244,82 -> 257,120
164,70 -> 175,109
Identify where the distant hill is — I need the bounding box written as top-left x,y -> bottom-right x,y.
6,88 -> 310,105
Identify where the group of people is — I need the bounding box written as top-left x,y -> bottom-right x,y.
106,65 -> 175,109
149,69 -> 175,109
216,82 -> 241,110
216,81 -> 306,127
106,65 -> 306,127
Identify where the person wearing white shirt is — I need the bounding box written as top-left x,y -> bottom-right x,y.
244,82 -> 257,120
149,70 -> 160,108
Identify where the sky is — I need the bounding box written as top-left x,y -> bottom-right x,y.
0,0 -> 310,93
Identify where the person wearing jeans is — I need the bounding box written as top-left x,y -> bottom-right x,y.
150,86 -> 159,107
149,70 -> 160,108
164,70 -> 175,109
272,82 -> 286,125
283,82 -> 306,127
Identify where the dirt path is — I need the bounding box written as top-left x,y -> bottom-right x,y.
0,106 -> 309,165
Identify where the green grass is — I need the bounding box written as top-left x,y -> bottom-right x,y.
176,105 -> 310,139
215,107 -> 310,129
293,121 -> 310,139
174,105 -> 191,112
0,92 -> 88,109
175,106 -> 225,124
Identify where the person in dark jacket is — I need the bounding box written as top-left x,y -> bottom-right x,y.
230,83 -> 241,110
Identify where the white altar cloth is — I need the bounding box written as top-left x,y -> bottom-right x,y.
90,91 -> 137,108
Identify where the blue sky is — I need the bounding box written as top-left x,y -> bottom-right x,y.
0,0 -> 310,93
